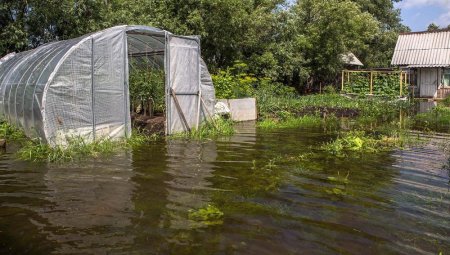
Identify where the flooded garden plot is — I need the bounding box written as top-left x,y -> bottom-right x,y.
0,26 -> 448,255
0,114 -> 449,254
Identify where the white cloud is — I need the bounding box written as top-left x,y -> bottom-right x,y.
398,0 -> 450,27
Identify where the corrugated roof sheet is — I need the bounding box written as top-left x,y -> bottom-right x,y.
341,52 -> 363,66
391,30 -> 450,67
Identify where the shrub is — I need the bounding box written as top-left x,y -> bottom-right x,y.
212,61 -> 257,99
322,85 -> 337,94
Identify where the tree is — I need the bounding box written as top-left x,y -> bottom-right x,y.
290,0 -> 379,90
427,23 -> 440,31
350,0 -> 410,68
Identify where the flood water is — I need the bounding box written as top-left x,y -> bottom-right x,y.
0,123 -> 449,254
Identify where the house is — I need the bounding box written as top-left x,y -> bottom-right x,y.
391,29 -> 450,99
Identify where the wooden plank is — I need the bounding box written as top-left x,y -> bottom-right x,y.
170,88 -> 191,132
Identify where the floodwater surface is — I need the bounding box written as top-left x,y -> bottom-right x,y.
0,123 -> 449,254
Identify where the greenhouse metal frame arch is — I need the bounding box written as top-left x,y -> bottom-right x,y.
0,25 -> 215,146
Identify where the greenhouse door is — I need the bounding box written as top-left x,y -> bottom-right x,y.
166,34 -> 201,135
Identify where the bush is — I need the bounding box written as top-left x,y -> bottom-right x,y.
212,61 -> 257,99
322,85 -> 337,94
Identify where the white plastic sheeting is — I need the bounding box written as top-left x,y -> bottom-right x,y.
0,25 -> 216,146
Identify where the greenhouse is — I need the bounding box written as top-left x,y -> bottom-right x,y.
0,25 -> 215,146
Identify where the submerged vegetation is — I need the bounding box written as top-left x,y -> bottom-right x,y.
414,106 -> 450,132
188,204 -> 224,226
17,131 -> 158,163
321,130 -> 416,156
13,117 -> 234,163
171,117 -> 235,140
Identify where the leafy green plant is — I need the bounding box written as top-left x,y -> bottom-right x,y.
322,130 -> 412,155
0,119 -> 26,141
188,204 -> 224,225
414,105 -> 450,132
344,72 -> 406,97
129,63 -> 165,113
212,61 -> 257,99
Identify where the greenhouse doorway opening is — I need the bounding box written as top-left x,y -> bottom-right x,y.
127,32 -> 166,135
126,30 -> 203,136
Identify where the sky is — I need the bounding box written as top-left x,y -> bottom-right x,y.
396,0 -> 450,31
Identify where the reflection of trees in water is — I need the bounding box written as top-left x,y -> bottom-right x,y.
130,139 -> 222,253
163,140 -> 218,230
39,156 -> 136,254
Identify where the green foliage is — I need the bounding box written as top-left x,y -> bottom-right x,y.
344,72 -> 406,97
322,85 -> 337,94
129,65 -> 165,113
17,130 -> 157,162
171,117 -> 235,140
0,119 -> 26,141
0,0 -> 407,92
291,0 -> 379,85
414,106 -> 450,132
322,130 -> 412,156
212,62 -> 257,99
188,204 -> 224,225
441,96 -> 450,107
257,115 -> 330,130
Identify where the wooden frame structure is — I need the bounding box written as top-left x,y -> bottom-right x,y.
341,70 -> 409,96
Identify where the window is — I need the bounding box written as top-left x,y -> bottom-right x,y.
444,68 -> 450,87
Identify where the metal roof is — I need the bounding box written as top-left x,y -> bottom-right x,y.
341,52 -> 363,66
391,30 -> 450,67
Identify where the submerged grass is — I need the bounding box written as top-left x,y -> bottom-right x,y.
171,117 -> 235,140
322,129 -> 419,156
18,117 -> 235,162
17,130 -> 158,162
414,106 -> 450,132
258,115 -> 324,129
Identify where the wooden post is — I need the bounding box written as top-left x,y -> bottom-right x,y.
399,72 -> 403,97
370,71 -> 373,95
341,71 -> 344,91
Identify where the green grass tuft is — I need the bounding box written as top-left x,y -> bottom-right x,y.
322,130 -> 415,156
17,129 -> 159,163
258,115 -> 326,129
0,119 -> 27,141
171,117 -> 235,140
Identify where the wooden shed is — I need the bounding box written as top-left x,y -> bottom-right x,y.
391,29 -> 450,99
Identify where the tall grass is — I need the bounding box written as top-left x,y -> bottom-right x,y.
258,115 -> 330,129
17,130 -> 159,162
171,117 -> 235,140
414,106 -> 450,132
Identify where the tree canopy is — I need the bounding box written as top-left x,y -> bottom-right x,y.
0,0 -> 408,91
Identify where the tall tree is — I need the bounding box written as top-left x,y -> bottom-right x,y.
350,0 -> 410,67
290,0 -> 379,89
